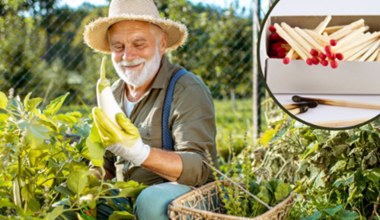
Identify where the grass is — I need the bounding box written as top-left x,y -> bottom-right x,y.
214,99 -> 253,160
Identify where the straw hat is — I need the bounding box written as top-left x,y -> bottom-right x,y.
83,0 -> 188,53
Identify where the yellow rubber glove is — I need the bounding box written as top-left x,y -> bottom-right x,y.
92,107 -> 150,166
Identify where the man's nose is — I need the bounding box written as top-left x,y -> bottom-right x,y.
122,49 -> 137,61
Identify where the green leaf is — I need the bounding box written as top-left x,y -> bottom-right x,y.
109,211 -> 136,220
301,211 -> 322,220
338,209 -> 359,220
25,122 -> 51,148
67,170 -> 89,194
0,108 -> 9,122
0,91 -> 8,109
329,160 -> 347,174
27,198 -> 41,212
274,181 -> 291,203
0,198 -> 15,208
301,142 -> 319,159
54,113 -> 78,124
324,205 -> 343,216
21,185 -> 32,202
365,168 -> 380,183
24,93 -> 43,112
55,186 -> 75,197
119,185 -> 146,198
85,123 -> 104,167
43,92 -> 69,116
115,181 -> 146,198
114,180 -> 140,189
45,206 -> 65,220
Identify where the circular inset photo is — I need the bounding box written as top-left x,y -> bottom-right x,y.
258,0 -> 380,129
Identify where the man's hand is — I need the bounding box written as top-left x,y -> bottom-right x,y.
92,107 -> 150,166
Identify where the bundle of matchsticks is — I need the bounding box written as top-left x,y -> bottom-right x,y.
268,16 -> 380,68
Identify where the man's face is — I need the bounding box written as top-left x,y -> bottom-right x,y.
108,20 -> 167,88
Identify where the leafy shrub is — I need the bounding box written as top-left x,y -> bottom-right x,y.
251,107 -> 380,220
0,91 -> 145,219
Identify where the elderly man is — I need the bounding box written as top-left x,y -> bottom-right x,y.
83,0 -> 218,219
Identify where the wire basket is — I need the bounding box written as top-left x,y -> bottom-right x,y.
168,180 -> 294,220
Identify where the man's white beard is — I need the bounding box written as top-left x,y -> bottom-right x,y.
112,47 -> 161,88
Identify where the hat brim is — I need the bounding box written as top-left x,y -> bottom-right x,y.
84,15 -> 188,54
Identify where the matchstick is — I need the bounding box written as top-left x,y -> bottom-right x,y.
324,25 -> 344,35
292,95 -> 380,110
377,48 -> 380,61
304,29 -> 330,45
366,47 -> 380,62
343,37 -> 376,60
339,31 -> 380,54
314,118 -> 371,128
274,23 -> 309,60
283,102 -> 318,110
329,18 -> 365,40
346,39 -> 377,61
288,105 -> 308,115
314,16 -> 332,34
281,22 -> 314,54
334,26 -> 369,51
358,39 -> 380,62
294,27 -> 325,52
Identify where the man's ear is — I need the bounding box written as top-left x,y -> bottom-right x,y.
159,33 -> 168,55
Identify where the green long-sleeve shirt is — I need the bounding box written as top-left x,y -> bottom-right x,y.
102,56 -> 217,187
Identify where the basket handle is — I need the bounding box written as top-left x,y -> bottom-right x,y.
203,160 -> 273,210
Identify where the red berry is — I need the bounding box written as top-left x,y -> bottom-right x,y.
319,53 -> 327,60
336,53 -> 344,60
320,60 -> 329,66
330,60 -> 338,69
330,39 -> 337,46
269,25 -> 276,33
306,58 -> 313,65
283,57 -> 290,64
311,57 -> 320,65
310,49 -> 319,57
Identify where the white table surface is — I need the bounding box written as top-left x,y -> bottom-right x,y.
274,94 -> 380,128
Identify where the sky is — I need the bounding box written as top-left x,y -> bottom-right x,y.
60,0 -> 252,10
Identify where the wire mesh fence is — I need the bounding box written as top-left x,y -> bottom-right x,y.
0,0 -> 270,152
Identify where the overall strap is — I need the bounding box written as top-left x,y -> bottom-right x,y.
162,68 -> 188,151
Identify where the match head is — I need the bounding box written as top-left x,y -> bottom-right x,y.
283,57 -> 290,64
319,53 -> 327,60
310,49 -> 319,57
306,101 -> 318,108
269,33 -> 282,41
330,60 -> 338,69
336,53 -> 344,61
306,58 -> 313,65
330,39 -> 337,46
269,25 -> 276,33
299,106 -> 309,114
325,45 -> 332,53
320,59 -> 329,66
292,95 -> 303,102
311,57 -> 320,65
